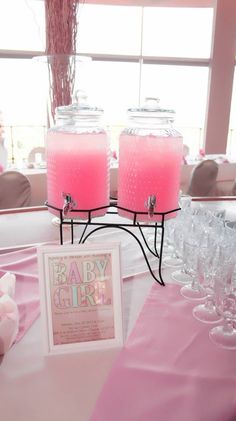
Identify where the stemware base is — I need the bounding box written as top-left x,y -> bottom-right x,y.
172,269 -> 192,284
180,284 -> 206,300
209,325 -> 236,350
192,304 -> 222,323
163,256 -> 182,267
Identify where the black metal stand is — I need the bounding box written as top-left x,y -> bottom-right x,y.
46,199 -> 180,287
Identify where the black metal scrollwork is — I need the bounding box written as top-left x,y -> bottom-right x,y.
46,199 -> 180,286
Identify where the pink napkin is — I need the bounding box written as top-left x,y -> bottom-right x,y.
0,247 -> 40,345
91,283 -> 236,421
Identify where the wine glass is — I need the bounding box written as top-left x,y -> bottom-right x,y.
172,209 -> 206,284
173,209 -> 205,295
162,218 -> 183,266
163,210 -> 191,267
192,220 -> 234,322
209,259 -> 236,349
180,207 -> 227,300
162,218 -> 175,255
208,223 -> 236,348
178,193 -> 192,211
171,229 -> 197,284
192,242 -> 223,323
180,238 -> 206,300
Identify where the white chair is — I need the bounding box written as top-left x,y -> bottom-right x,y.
0,171 -> 31,209
187,159 -> 222,197
232,180 -> 236,196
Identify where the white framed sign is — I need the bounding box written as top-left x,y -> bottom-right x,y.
37,243 -> 123,355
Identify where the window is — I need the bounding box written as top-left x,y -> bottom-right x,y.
0,0 -> 46,166
142,7 -> 213,58
0,0 -> 45,51
77,3 -> 213,155
0,0 -> 235,167
140,64 -> 209,156
77,5 -> 142,55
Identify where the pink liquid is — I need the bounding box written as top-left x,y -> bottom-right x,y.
46,131 -> 110,219
118,134 -> 183,221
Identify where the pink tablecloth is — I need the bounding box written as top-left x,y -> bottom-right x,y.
91,283 -> 236,421
0,247 -> 40,343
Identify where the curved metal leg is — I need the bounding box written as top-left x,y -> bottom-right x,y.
80,224 -> 165,286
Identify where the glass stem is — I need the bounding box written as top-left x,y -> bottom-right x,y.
222,318 -> 234,334
173,250 -> 178,258
191,276 -> 199,290
204,295 -> 215,311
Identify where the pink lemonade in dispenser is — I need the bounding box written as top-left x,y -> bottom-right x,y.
46,98 -> 110,219
118,98 -> 183,222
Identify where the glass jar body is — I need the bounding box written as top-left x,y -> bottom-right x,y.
46,118 -> 110,219
118,119 -> 183,222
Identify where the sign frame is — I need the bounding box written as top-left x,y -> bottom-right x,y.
37,243 -> 123,355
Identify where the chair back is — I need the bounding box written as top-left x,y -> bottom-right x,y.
232,180 -> 236,196
187,159 -> 219,197
0,171 -> 31,209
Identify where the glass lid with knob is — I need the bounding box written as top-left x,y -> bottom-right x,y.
55,90 -> 104,122
127,97 -> 176,122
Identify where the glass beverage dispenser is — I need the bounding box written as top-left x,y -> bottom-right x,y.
117,98 -> 183,221
46,93 -> 110,219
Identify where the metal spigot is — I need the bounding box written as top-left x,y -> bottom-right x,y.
62,193 -> 77,217
145,195 -> 156,218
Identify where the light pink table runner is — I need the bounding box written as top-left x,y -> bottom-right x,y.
90,283 -> 236,421
0,247 -> 40,343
